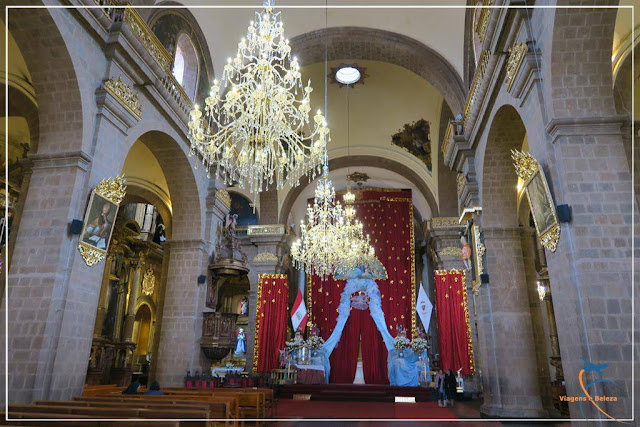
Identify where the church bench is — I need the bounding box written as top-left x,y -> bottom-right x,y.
75,394 -> 238,422
9,404 -> 208,425
82,385 -> 126,396
161,389 -> 266,419
4,413 -> 181,426
161,388 -> 268,419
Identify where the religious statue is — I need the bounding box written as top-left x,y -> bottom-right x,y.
224,213 -> 238,235
235,328 -> 247,355
460,232 -> 472,272
238,296 -> 248,316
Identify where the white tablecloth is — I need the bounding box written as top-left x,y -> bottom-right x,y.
211,367 -> 243,377
292,363 -> 324,371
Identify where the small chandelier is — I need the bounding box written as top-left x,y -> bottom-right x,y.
291,164 -> 345,277
188,0 -> 329,199
292,170 -> 376,278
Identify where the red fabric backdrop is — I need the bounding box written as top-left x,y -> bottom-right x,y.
434,270 -> 474,375
309,189 -> 416,383
253,274 -> 289,373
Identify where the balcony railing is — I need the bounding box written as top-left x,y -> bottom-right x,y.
94,0 -> 193,116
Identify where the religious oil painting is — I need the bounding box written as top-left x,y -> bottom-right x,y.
525,170 -> 558,237
79,192 -> 118,253
391,119 -> 432,171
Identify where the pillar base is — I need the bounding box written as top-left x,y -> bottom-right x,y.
480,404 -> 549,419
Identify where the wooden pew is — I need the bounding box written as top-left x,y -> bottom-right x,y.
82,384 -> 126,397
161,387 -> 270,420
4,412 -> 181,427
75,394 -> 238,422
163,389 -> 264,420
9,404 -> 208,426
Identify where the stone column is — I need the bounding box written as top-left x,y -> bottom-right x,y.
543,117 -> 637,420
154,239 -> 209,387
477,227 -> 546,418
122,259 -> 144,342
93,254 -> 115,338
1,151 -> 103,404
519,227 -> 555,415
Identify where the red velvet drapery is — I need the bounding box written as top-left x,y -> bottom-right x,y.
434,270 -> 474,375
309,189 -> 416,383
253,274 -> 289,373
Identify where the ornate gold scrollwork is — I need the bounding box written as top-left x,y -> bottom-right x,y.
247,224 -> 285,236
78,243 -> 106,267
253,252 -> 279,263
95,175 -> 128,204
142,267 -> 155,295
439,246 -> 462,257
216,189 -> 232,208
511,149 -> 538,184
104,77 -> 142,120
457,172 -> 467,196
505,42 -> 528,90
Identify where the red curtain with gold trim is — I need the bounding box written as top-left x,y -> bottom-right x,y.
434,270 -> 474,375
309,189 -> 416,383
253,274 -> 289,373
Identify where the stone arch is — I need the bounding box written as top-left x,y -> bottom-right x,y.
122,184 -> 173,240
6,3 -> 90,155
135,297 -> 157,322
481,104 -> 526,227
546,2 -> 619,119
476,104 -> 547,417
120,121 -> 207,242
289,27 -> 466,114
278,154 -> 440,225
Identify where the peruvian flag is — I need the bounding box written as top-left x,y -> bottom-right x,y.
290,288 -> 308,333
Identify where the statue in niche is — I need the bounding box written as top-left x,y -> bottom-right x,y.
224,213 -> 238,235
238,296 -> 248,316
235,328 -> 247,355
460,231 -> 472,272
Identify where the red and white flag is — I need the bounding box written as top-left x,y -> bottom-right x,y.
290,288 -> 308,333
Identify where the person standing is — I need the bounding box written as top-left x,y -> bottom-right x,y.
436,369 -> 447,407
444,369 -> 458,407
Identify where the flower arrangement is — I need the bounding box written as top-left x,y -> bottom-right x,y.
285,337 -> 305,350
307,335 -> 325,349
393,335 -> 411,350
411,338 -> 428,353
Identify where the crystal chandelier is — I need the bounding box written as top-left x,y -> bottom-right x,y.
292,167 -> 376,278
188,0 -> 329,199
291,163 -> 346,277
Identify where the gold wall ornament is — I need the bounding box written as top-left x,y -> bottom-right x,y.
103,77 -> 142,120
475,0 -> 494,42
95,175 -> 128,205
429,217 -> 464,229
142,268 -> 156,295
247,224 -> 285,236
511,149 -> 539,183
216,189 -> 232,208
78,243 -> 106,266
439,246 -> 463,257
511,150 -> 560,253
78,176 -> 127,266
253,252 -> 279,263
473,225 -> 485,275
441,122 -> 453,156
463,50 -> 490,125
456,172 -> 467,196
504,42 -> 528,90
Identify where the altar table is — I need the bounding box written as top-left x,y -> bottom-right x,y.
293,363 -> 325,384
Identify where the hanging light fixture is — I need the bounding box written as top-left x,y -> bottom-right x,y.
188,0 -> 329,201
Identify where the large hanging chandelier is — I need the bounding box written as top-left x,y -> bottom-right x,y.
188,0 -> 329,199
